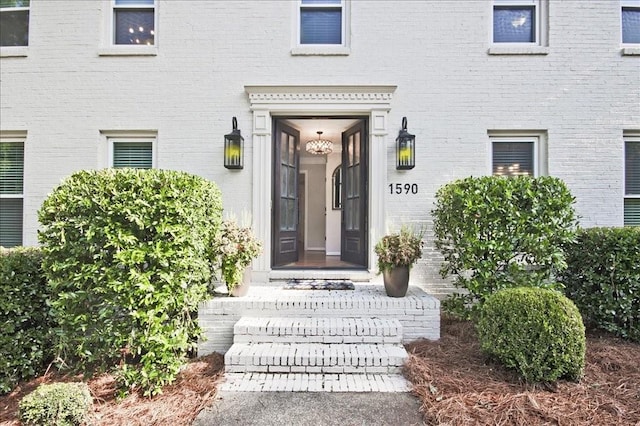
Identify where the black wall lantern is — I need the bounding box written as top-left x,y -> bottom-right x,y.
224,117 -> 244,169
396,117 -> 415,170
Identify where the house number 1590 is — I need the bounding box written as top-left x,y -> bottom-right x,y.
389,183 -> 419,194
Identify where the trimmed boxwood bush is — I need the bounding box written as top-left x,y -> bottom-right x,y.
477,287 -> 586,383
0,247 -> 55,394
432,176 -> 577,318
560,227 -> 640,342
19,382 -> 92,426
38,169 -> 222,396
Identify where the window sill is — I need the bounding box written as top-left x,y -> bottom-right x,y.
291,45 -> 350,56
98,46 -> 158,56
622,47 -> 640,56
488,45 -> 549,55
0,46 -> 28,58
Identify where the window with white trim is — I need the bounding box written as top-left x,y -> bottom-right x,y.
112,0 -> 155,46
622,0 -> 640,44
625,136 -> 640,226
491,136 -> 539,177
0,137 -> 24,248
0,0 -> 29,47
493,0 -> 544,44
293,0 -> 350,54
110,137 -> 154,169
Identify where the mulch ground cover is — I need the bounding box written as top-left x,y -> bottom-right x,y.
0,353 -> 224,426
2,317 -> 638,426
405,316 -> 640,425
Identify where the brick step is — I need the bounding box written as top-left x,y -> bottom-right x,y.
224,342 -> 408,374
220,372 -> 411,393
233,317 -> 403,344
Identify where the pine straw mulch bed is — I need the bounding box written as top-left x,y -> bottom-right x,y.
405,316 -> 640,426
0,353 -> 224,426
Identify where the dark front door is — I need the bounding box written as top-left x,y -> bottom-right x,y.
272,121 -> 300,267
341,121 -> 367,266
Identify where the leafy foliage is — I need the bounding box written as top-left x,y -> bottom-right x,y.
0,247 -> 55,394
19,382 -> 92,426
560,227 -> 640,342
374,225 -> 424,273
477,287 -> 586,383
38,169 -> 222,396
432,176 -> 577,316
212,219 -> 262,292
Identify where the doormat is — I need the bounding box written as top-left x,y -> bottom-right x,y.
284,279 -> 355,290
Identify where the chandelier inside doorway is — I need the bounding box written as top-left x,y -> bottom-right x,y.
305,131 -> 334,155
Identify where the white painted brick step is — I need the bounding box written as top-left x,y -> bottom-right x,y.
233,317 -> 403,344
224,343 -> 408,374
220,372 -> 411,392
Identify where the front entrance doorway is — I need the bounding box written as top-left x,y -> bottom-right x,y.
272,117 -> 368,270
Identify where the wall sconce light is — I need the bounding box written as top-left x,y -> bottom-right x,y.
224,117 -> 244,169
396,117 -> 415,170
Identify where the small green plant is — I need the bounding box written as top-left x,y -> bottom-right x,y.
212,219 -> 263,292
477,287 -> 586,383
374,225 -> 424,273
432,176 -> 578,317
38,169 -> 223,396
19,382 -> 92,426
0,247 -> 55,394
560,227 -> 639,342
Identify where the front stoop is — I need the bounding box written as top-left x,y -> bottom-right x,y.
221,317 -> 410,392
199,285 -> 440,393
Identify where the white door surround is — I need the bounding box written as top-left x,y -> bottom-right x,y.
245,85 -> 397,283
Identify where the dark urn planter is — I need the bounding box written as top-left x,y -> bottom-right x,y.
382,266 -> 410,297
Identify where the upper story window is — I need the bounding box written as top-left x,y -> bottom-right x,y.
0,136 -> 25,248
622,0 -> 640,44
293,0 -> 350,55
493,0 -> 541,44
113,0 -> 155,46
624,136 -> 640,226
0,0 -> 29,47
110,137 -> 154,169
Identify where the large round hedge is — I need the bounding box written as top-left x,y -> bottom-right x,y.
38,169 -> 222,395
477,287 -> 586,383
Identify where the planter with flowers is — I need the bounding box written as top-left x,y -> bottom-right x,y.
374,225 -> 424,297
213,219 -> 262,296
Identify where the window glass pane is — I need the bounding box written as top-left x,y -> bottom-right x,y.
0,198 -> 23,247
492,142 -> 534,176
624,199 -> 640,226
0,10 -> 28,46
114,10 -> 154,45
622,8 -> 640,44
301,9 -> 342,44
493,6 -> 535,43
0,0 -> 30,8
0,142 -> 24,194
626,141 -> 640,194
113,142 -> 152,168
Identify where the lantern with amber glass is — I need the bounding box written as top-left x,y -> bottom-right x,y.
224,117 -> 244,169
396,117 -> 415,170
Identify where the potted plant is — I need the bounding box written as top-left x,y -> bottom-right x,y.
374,225 -> 424,297
213,219 -> 262,296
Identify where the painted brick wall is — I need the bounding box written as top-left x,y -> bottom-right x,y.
1,1 -> 638,295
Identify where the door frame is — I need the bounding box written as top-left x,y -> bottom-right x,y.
245,85 -> 396,282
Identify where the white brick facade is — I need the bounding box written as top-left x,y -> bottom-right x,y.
1,1 -> 638,296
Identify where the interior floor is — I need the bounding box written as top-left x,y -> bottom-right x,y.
278,250 -> 364,270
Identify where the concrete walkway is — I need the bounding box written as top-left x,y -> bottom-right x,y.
193,391 -> 425,426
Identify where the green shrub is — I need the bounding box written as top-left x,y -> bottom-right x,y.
0,247 -> 55,394
38,169 -> 223,396
19,382 -> 92,426
560,227 -> 640,342
432,176 -> 578,317
477,287 -> 586,383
